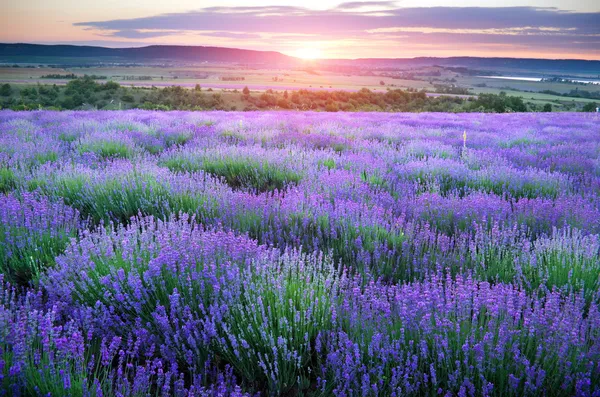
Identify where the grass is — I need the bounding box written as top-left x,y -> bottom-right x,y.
78,140 -> 133,159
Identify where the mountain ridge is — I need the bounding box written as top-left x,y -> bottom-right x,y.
1,43 -> 599,74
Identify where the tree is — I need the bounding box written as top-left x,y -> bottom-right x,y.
242,86 -> 250,96
543,104 -> 552,112
582,102 -> 598,112
121,94 -> 135,103
380,80 -> 385,86
103,81 -> 120,91
194,84 -> 202,91
0,83 -> 12,97
325,100 -> 339,112
291,92 -> 301,104
277,98 -> 290,109
283,90 -> 288,99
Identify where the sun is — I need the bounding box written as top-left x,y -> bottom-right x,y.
295,47 -> 322,60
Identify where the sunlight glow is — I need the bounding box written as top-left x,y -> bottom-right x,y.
295,47 -> 322,59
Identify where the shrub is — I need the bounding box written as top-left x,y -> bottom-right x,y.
317,274 -> 600,396
0,167 -> 17,193
45,163 -> 221,225
78,140 -> 133,159
1,278 -> 249,396
45,215 -> 342,395
0,83 -> 11,97
200,157 -> 302,193
0,193 -> 80,285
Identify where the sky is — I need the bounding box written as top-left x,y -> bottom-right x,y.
1,0 -> 599,60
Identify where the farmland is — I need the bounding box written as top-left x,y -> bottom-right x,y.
1,110 -> 600,396
2,61 -> 599,111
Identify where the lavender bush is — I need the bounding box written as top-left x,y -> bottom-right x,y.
0,192 -> 81,285
0,110 -> 599,396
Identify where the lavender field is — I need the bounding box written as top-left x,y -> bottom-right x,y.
1,110 -> 600,396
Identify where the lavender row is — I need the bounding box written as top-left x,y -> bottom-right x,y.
0,110 -> 599,395
1,216 -> 598,395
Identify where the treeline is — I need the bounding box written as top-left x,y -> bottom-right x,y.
122,76 -> 154,81
243,88 -> 527,113
540,88 -> 600,100
40,73 -> 108,80
41,73 -> 78,79
0,77 -> 120,110
433,84 -> 471,95
139,85 -> 226,110
0,77 -> 597,113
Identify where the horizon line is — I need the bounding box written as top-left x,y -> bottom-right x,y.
2,42 -> 600,63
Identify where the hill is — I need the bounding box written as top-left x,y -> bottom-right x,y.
0,43 -> 296,65
1,43 -> 599,76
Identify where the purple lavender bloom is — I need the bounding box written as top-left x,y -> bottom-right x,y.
1,110 -> 600,395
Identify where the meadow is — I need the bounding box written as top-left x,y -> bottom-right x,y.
1,110 -> 600,396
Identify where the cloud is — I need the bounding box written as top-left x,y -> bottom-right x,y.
74,3 -> 600,57
197,31 -> 262,39
96,28 -> 263,40
104,29 -> 180,39
335,1 -> 399,10
75,5 -> 600,34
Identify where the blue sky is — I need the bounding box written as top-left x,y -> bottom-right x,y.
1,1 -> 599,59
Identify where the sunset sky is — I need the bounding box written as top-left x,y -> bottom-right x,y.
1,0 -> 599,60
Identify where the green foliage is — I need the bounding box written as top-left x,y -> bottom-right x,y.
525,230 -> 600,302
78,140 -> 133,159
217,253 -> 339,394
103,81 -> 120,91
49,171 -> 217,226
164,131 -> 194,148
34,151 -> 58,165
120,94 -> 135,103
0,83 -> 11,97
58,131 -> 80,142
1,315 -> 109,396
2,79 -> 544,113
201,157 -> 302,192
160,156 -> 202,174
51,173 -> 165,225
325,101 -> 339,112
0,224 -> 76,286
470,92 -> 528,113
0,168 -> 17,193
320,158 -> 336,170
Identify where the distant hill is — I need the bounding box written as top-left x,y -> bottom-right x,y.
323,57 -> 600,76
1,43 -> 599,76
0,43 -> 296,65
